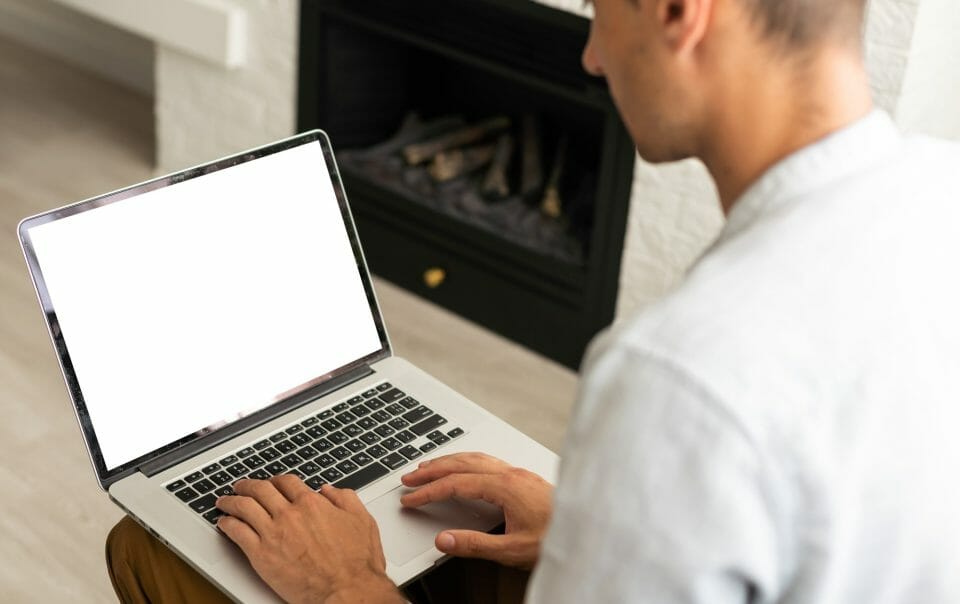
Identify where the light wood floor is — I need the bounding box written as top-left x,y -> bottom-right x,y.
0,37 -> 577,601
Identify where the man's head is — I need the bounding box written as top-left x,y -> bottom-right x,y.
583,0 -> 869,167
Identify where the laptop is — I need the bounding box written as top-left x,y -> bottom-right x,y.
18,130 -> 559,602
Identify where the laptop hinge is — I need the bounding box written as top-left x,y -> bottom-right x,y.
140,364 -> 374,477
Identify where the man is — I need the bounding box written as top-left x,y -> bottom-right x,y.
108,0 -> 960,602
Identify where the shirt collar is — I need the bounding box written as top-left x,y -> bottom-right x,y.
718,109 -> 901,243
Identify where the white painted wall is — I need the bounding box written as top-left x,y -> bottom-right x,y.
0,0 -> 154,95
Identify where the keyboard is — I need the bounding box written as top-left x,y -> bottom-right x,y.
164,382 -> 466,525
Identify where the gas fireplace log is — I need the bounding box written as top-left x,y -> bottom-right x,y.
481,133 -> 515,199
520,114 -> 543,200
428,144 -> 497,182
403,116 -> 511,165
361,113 -> 466,158
541,135 -> 568,219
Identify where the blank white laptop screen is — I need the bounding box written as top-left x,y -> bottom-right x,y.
27,141 -> 382,470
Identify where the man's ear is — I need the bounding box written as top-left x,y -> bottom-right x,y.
656,0 -> 713,54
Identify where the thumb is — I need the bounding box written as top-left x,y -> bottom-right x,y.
435,529 -> 506,561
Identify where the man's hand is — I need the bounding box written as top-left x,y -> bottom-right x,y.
215,476 -> 403,604
400,452 -> 553,570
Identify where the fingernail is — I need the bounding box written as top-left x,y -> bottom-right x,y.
419,460 -> 431,468
437,532 -> 455,551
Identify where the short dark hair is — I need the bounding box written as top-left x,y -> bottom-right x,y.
739,0 -> 868,49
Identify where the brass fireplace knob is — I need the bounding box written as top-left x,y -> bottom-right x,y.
423,267 -> 446,289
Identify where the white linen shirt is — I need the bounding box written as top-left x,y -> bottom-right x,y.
526,111 -> 960,603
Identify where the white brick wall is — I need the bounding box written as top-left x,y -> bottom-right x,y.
154,0 -> 946,322
155,0 -> 297,172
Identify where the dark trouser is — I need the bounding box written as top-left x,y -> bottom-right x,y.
106,516 -> 529,603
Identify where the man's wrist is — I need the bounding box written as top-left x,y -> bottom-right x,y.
325,569 -> 403,604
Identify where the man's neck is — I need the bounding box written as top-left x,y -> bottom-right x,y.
700,47 -> 874,215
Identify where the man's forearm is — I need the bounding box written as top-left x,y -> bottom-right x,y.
325,571 -> 405,604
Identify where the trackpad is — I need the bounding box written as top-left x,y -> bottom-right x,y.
368,486 -> 503,566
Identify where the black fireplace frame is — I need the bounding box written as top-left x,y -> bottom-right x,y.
298,0 -> 636,368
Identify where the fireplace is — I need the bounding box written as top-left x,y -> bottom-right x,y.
298,0 -> 636,368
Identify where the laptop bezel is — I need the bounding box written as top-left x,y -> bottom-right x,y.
18,130 -> 392,489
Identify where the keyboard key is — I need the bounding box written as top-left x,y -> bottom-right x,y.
395,430 -> 416,443
343,424 -> 364,437
219,455 -> 239,465
381,437 -> 402,451
298,445 -> 319,459
193,479 -> 215,494
321,419 -> 342,431
352,404 -> 371,417
237,447 -> 256,458
214,485 -> 235,497
357,417 -> 377,431
298,461 -> 321,476
286,470 -> 306,480
362,388 -> 378,398
352,452 -> 373,466
386,403 -> 406,416
347,395 -> 364,405
313,438 -> 333,452
279,454 -> 304,468
400,397 -> 420,410
334,462 -> 389,490
336,460 -> 359,474
398,446 -> 423,461
285,425 -> 304,435
333,402 -> 350,413
306,426 -> 328,439
402,406 -> 432,423
328,431 -> 348,445
345,439 -> 366,453
431,434 -> 451,445
419,442 -> 437,453
372,410 -> 391,422
189,494 -> 218,514
209,471 -> 233,486
366,398 -> 386,410
376,382 -> 392,392
291,433 -> 312,447
388,418 -> 410,430
316,454 -> 336,468
410,414 -> 448,436
335,411 -> 358,424
259,447 -> 281,462
228,463 -> 252,479
320,468 -> 344,482
301,416 -> 319,427
202,508 -> 225,525
270,433 -> 287,443
374,425 -> 395,438
426,430 -> 445,440
185,471 -> 204,483
379,389 -> 406,403
360,432 -> 380,445
305,476 -> 326,490
330,446 -> 351,460
166,480 -> 186,492
366,444 -> 388,458
447,427 -> 464,438
253,439 -> 271,450
275,440 -> 297,454
201,462 -> 221,475
174,486 -> 199,502
249,469 -> 272,480
265,462 -> 287,476
380,453 -> 407,470
243,455 -> 266,470
317,409 -> 334,420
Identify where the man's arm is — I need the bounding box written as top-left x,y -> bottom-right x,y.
526,345 -> 787,603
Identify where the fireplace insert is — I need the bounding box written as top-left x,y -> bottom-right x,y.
299,0 -> 636,368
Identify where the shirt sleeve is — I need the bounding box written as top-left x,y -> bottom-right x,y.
525,344 -> 785,604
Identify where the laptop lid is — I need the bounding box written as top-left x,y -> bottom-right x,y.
18,130 -> 390,490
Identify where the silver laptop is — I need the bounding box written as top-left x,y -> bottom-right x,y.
18,130 -> 559,602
